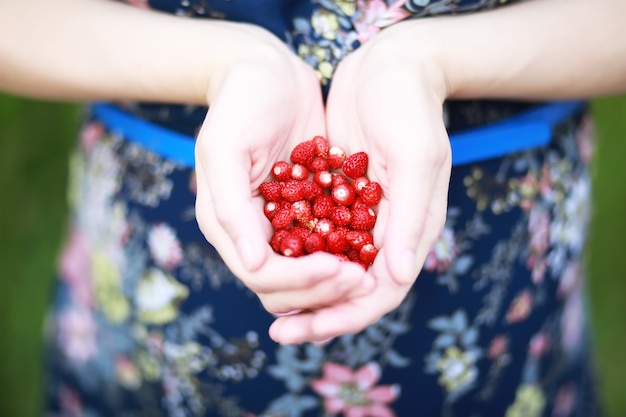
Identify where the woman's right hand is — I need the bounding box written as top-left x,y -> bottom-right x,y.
194,24 -> 373,318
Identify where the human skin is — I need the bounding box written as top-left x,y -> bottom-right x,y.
2,0 -> 626,344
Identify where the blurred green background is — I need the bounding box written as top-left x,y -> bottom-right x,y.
0,93 -> 625,417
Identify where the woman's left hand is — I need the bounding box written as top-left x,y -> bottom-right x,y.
269,25 -> 453,344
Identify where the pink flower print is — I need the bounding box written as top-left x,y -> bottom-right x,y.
557,260 -> 581,299
528,333 -> 551,358
487,335 -> 509,360
423,227 -> 458,273
57,306 -> 98,364
354,0 -> 410,43
552,383 -> 576,417
311,362 -> 400,417
561,287 -> 584,353
147,223 -> 183,269
58,228 -> 94,307
127,0 -> 150,9
80,121 -> 104,151
527,205 -> 550,284
576,116 -> 595,163
58,385 -> 83,417
506,289 -> 533,323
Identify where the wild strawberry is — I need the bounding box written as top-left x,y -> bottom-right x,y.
359,243 -> 378,265
290,225 -> 311,242
301,180 -> 323,201
346,230 -> 374,250
332,173 -> 350,187
312,195 -> 335,218
351,207 -> 377,231
263,201 -> 280,220
270,229 -> 291,252
352,176 -> 370,193
334,253 -> 351,262
290,140 -> 315,165
313,218 -> 335,237
326,231 -> 350,254
350,197 -> 369,211
307,156 -> 329,173
346,248 -> 361,262
290,163 -> 309,181
360,181 -> 382,206
342,151 -> 368,179
304,232 -> 326,253
259,181 -> 283,202
272,161 -> 292,182
313,170 -> 333,188
328,146 -> 346,169
271,208 -> 294,229
312,135 -> 330,157
281,234 -> 304,257
291,200 -> 313,224
330,206 -> 353,226
331,183 -> 356,207
282,180 -> 305,202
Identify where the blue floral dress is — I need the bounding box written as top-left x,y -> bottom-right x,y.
44,1 -> 602,416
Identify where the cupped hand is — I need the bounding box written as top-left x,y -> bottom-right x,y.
269,26 -> 453,344
194,24 -> 373,316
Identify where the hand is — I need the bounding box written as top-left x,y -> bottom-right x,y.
268,25 -> 452,344
194,24 -> 373,317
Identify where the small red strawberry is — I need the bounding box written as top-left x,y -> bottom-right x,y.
326,230 -> 350,254
331,173 -> 350,187
313,218 -> 335,237
328,146 -> 347,169
301,180 -> 323,201
312,135 -> 330,157
331,183 -> 356,207
290,140 -> 316,165
272,161 -> 292,182
263,201 -> 280,220
307,156 -> 330,173
282,180 -> 305,202
259,181 -> 283,202
313,170 -> 333,188
360,181 -> 382,206
290,226 -> 312,242
352,176 -> 370,193
281,234 -> 304,257
346,230 -> 374,250
330,206 -> 353,226
291,163 -> 310,181
312,195 -> 335,218
304,232 -> 326,253
271,208 -> 294,229
342,151 -> 368,179
351,207 -> 377,231
359,243 -> 378,265
346,248 -> 361,262
270,228 -> 291,252
291,200 -> 313,224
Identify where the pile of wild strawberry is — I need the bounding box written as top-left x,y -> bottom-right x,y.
258,136 -> 381,270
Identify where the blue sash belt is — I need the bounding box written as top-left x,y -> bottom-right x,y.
91,100 -> 585,168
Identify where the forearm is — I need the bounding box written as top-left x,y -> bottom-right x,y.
386,0 -> 626,100
0,0 -> 278,104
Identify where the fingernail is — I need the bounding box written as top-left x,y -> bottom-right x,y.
399,250 -> 416,284
237,237 -> 262,271
312,337 -> 334,347
272,309 -> 303,318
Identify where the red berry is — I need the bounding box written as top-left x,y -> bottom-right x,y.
281,234 -> 304,257
282,180 -> 305,202
270,229 -> 290,252
290,226 -> 312,242
350,197 -> 369,211
307,156 -> 330,173
291,200 -> 313,224
263,201 -> 280,220
290,140 -> 316,165
259,181 -> 283,202
313,170 -> 333,188
304,232 -> 326,253
272,161 -> 292,182
328,146 -> 346,169
301,180 -> 323,201
346,248 -> 361,262
326,231 -> 350,254
312,135 -> 330,157
331,183 -> 356,207
352,176 -> 370,193
312,195 -> 335,218
330,206 -> 353,226
359,243 -> 378,265
342,151 -> 368,179
313,218 -> 335,237
351,207 -> 377,231
360,181 -> 382,206
346,230 -> 374,250
271,208 -> 294,229
291,163 -> 310,181
332,173 -> 350,187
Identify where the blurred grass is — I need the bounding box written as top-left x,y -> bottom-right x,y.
0,93 -> 624,417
